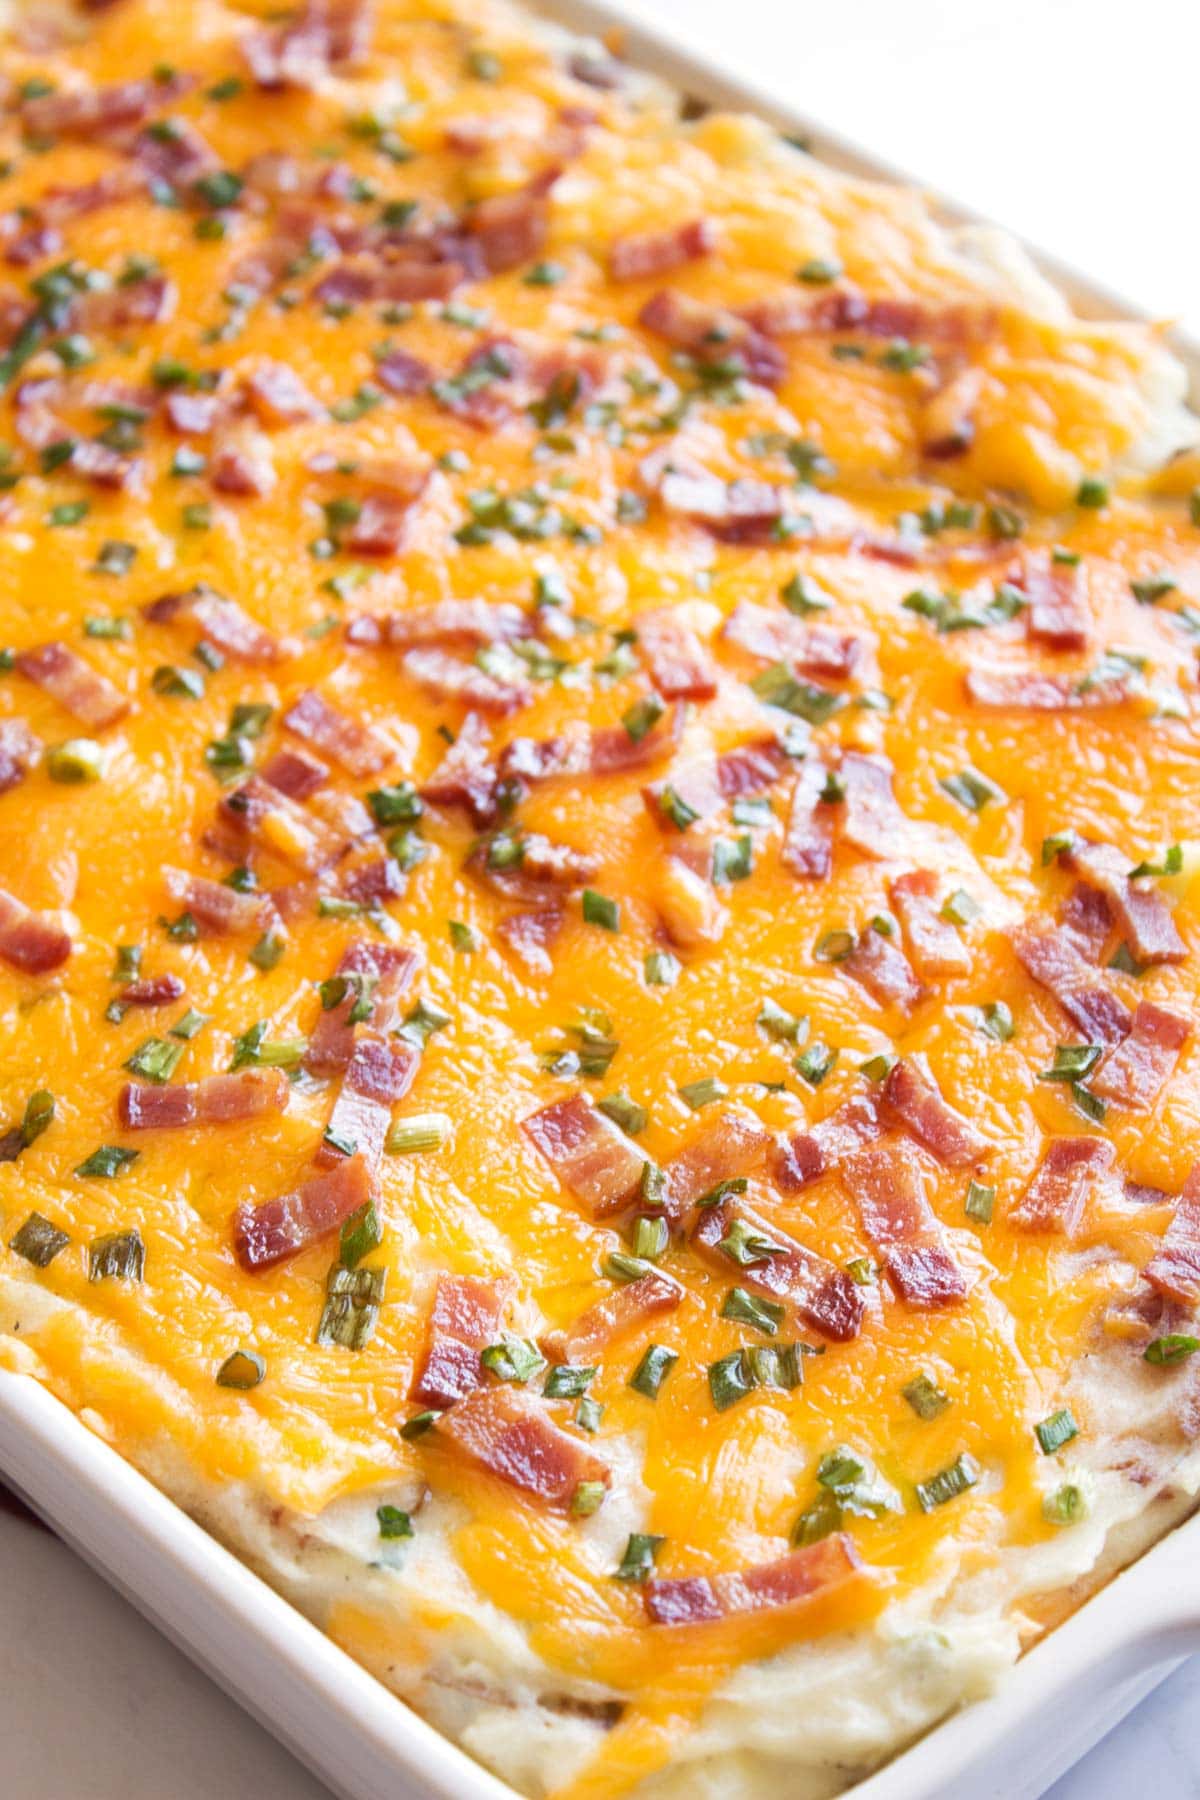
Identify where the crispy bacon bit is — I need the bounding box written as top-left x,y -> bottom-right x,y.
889,870 -> 970,979
1022,555 -> 1091,652
282,688 -> 388,777
609,218 -> 715,282
413,1274 -> 508,1408
652,464 -> 786,543
1091,1002 -> 1191,1110
21,72 -> 190,140
642,752 -> 722,831
1063,841 -> 1187,968
0,886 -> 71,974
245,360 -> 321,428
70,439 -> 139,491
882,1057 -> 987,1166
120,1068 -> 290,1131
546,1271 -> 683,1362
661,1110 -> 773,1222
692,1201 -> 864,1341
1010,1137 -> 1115,1235
15,642 -> 127,729
0,718 -> 39,794
306,941 -> 421,1073
143,584 -> 284,664
588,702 -> 685,776
218,777 -> 346,873
965,666 -> 1132,711
312,250 -> 466,308
128,117 -> 217,187
1144,1166 -> 1200,1305
472,832 -> 596,905
745,289 -> 994,346
841,1139 -> 969,1307
635,608 -> 718,700
781,761 -> 834,880
773,1094 -> 882,1192
497,905 -> 564,975
403,647 -> 532,715
645,1533 -> 863,1626
466,182 -> 552,274
211,429 -> 277,498
261,747 -> 329,801
723,604 -> 864,680
920,366 -> 983,459
842,926 -> 925,1016
638,289 -> 786,388
162,866 -> 273,936
522,1094 -> 645,1219
243,0 -> 373,88
419,712 -> 497,822
1059,883 -> 1113,963
374,348 -> 432,396
317,1037 -> 418,1169
1010,917 -> 1132,1046
839,752 -> 905,858
380,600 -> 528,648
716,740 -> 788,798
341,853 -> 404,908
80,271 -> 175,332
346,487 -> 426,558
116,974 -> 185,1009
165,390 -> 222,435
234,1154 -> 372,1272
433,1383 -> 610,1512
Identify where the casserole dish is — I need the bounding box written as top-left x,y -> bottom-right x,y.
1,3 -> 1198,1798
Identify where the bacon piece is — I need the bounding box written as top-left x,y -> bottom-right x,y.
1144,1166 -> 1200,1305
609,218 -> 715,282
692,1201 -> 863,1341
433,1384 -> 610,1512
116,974 -> 185,1009
842,927 -> 924,1015
128,117 -> 217,187
0,887 -> 71,974
920,366 -> 983,460
120,1068 -> 290,1131
546,1272 -> 683,1363
306,941 -> 421,1073
781,760 -> 834,880
638,289 -> 786,388
889,870 -> 970,979
662,1110 -> 773,1222
472,832 -> 597,904
654,466 -> 787,543
497,905 -> 563,975
261,747 -> 329,801
419,712 -> 497,822
1022,555 -> 1091,652
341,853 -> 404,908
165,391 -> 223,435
522,1095 -> 646,1219
1010,916 -> 1133,1046
15,642 -> 127,729
234,1154 -> 372,1272
21,73 -> 190,140
79,271 -> 175,333
312,251 -> 465,308
245,360 -> 321,428
382,601 -> 528,648
243,0 -> 373,88
773,1094 -> 882,1192
282,688 -> 388,777
841,1140 -> 968,1307
635,608 -> 718,700
1062,841 -> 1186,968
374,348 -> 432,396
1009,1137 -> 1115,1235
70,440 -> 139,490
745,289 -> 994,346
466,184 -> 551,274
965,666 -> 1132,711
839,752 -> 905,858
316,1037 -> 418,1169
642,752 -> 722,831
645,1533 -> 863,1627
143,584 -> 284,664
346,490 -> 423,558
211,430 -> 276,498
413,1274 -> 508,1407
1091,1002 -> 1191,1110
162,867 -> 274,936
219,777 -> 346,872
403,647 -> 532,715
716,740 -> 788,799
1059,883 -> 1113,963
588,702 -> 685,776
0,718 -> 39,794
723,604 -> 864,680
882,1057 -> 987,1166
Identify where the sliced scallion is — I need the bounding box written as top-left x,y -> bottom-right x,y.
8,1211 -> 69,1267
216,1349 -> 265,1390
628,1343 -> 677,1399
385,1112 -> 450,1155
1035,1408 -> 1078,1455
88,1228 -> 145,1282
915,1452 -> 980,1511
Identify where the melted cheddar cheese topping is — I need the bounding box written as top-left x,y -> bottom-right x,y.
1,4 -> 1199,1796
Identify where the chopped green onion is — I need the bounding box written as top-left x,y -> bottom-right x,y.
902,1372 -> 952,1419
544,1364 -> 595,1399
367,782 -> 422,825
124,1036 -> 185,1085
628,1343 -> 677,1399
400,1410 -> 439,1440
622,693 -> 665,742
614,1532 -> 663,1582
575,1395 -> 604,1432
797,257 -> 843,285
644,949 -> 680,987
481,1335 -> 546,1385
448,919 -> 477,953
718,1217 -> 781,1268
76,1145 -> 138,1179
339,1200 -> 382,1269
758,997 -> 805,1041
398,1000 -> 451,1050
603,1250 -> 655,1284
597,1091 -> 647,1135
1144,1334 -> 1200,1366
8,1212 -> 69,1267
88,1228 -> 145,1282
1043,1483 -> 1088,1526
631,1214 -> 669,1261
581,889 -> 620,932
46,737 -> 104,783
978,1001 -> 1014,1042
794,1042 -> 837,1087
216,1349 -> 265,1390
1075,475 -> 1109,509
915,1451 -> 980,1511
712,835 -> 753,884
721,1287 -> 784,1335
678,1076 -> 727,1110
1038,1044 -> 1103,1083
941,888 -> 980,926
317,1265 -> 386,1350
939,767 -> 1003,813
1034,1408 -> 1078,1455
695,1176 -> 748,1210
964,1180 -> 995,1224
814,929 -> 854,963
846,1256 -> 876,1285
571,1479 -> 607,1516
377,1504 -> 413,1539
781,572 -> 833,615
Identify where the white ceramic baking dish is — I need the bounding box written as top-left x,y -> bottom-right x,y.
2,5 -> 1198,1797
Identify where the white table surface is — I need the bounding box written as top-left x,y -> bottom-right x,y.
5,2 -> 1198,1797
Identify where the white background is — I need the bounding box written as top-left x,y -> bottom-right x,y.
6,1 -> 1199,1796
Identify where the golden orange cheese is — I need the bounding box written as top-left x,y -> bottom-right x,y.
0,3 -> 1199,1796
